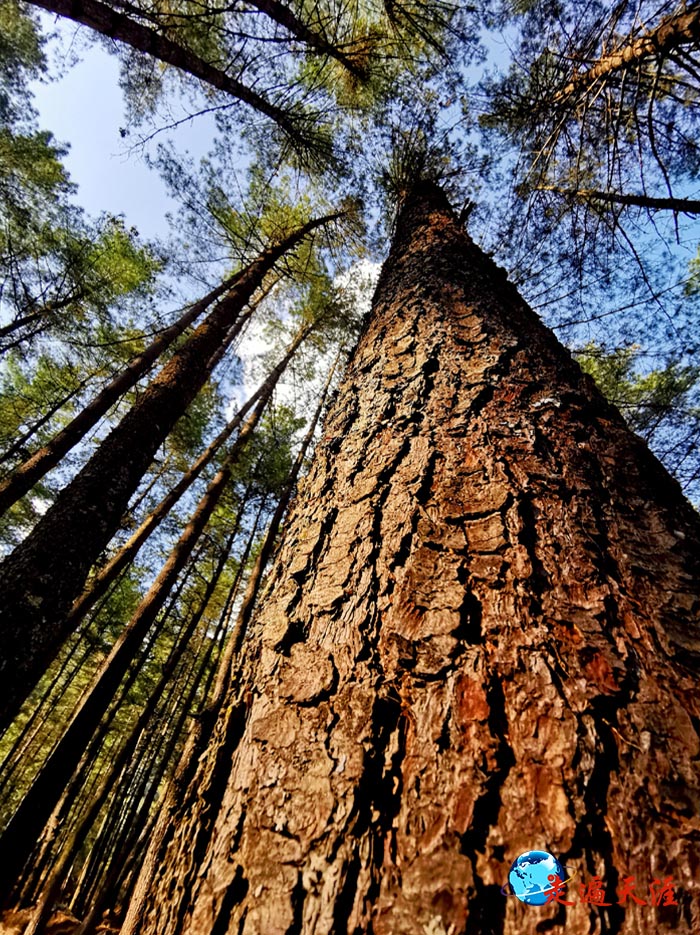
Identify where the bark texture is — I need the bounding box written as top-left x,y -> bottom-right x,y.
138,183 -> 700,935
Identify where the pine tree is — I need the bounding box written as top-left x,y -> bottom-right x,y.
137,181 -> 700,935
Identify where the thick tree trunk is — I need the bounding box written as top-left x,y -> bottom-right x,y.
0,212 -> 336,732
137,181 -> 700,935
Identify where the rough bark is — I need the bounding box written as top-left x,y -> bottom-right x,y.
0,212 -> 337,732
138,181 -> 700,935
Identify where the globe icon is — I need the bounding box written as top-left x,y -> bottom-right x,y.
508,850 -> 565,905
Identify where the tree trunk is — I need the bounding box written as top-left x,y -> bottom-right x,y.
24,0 -> 314,145
118,501 -> 266,935
0,212 -> 337,732
136,181 -> 700,935
555,5 -> 700,102
0,377 -> 87,467
536,186 -> 700,215
244,0 -> 368,80
65,330 -> 300,630
0,271 -> 242,516
16,527 -> 239,935
71,599 -> 227,932
0,634 -> 92,807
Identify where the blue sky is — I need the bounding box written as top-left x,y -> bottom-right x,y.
30,13 -> 216,242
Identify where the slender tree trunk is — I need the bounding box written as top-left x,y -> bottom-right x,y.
0,634 -> 92,804
0,274 -> 240,516
25,0 -> 316,144
18,529 -> 239,935
135,181 -> 700,935
0,378 -> 87,468
536,185 -> 700,214
0,212 -> 337,731
71,612 -> 223,933
66,331 -> 299,630
119,499 -> 267,935
3,545 -> 206,909
244,0 -> 368,80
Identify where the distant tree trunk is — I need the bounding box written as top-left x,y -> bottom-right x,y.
25,0 -> 314,143
16,527 -> 240,935
536,186 -> 700,214
135,182 -> 700,935
0,377 -> 87,467
0,271 -> 243,516
7,548 -> 205,909
119,503 -> 265,935
70,581 -> 235,933
0,212 -> 337,732
66,331 -> 302,629
0,633 -> 93,807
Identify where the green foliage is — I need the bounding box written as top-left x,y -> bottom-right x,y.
0,4 -> 163,351
246,404 -> 306,497
0,353 -> 76,453
0,0 -> 45,127
576,342 -> 700,498
576,343 -> 699,430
